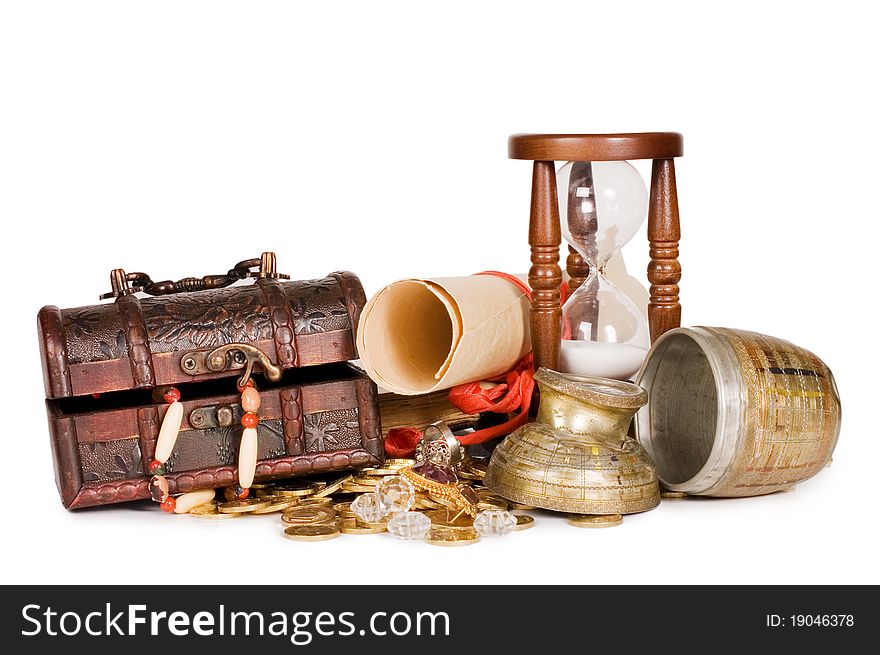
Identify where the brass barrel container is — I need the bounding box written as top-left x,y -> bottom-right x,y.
635,327 -> 841,497
485,368 -> 660,514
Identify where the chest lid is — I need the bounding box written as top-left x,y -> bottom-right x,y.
38,253 -> 366,399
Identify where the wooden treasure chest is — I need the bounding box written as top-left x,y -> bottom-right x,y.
38,253 -> 382,509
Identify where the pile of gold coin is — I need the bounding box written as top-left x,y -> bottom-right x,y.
183,456 -> 544,545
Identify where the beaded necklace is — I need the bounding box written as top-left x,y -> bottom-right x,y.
148,377 -> 262,512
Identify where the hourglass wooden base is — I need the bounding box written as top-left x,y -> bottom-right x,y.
509,132 -> 684,371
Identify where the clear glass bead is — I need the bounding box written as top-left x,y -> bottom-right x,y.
387,511 -> 431,540
378,475 -> 415,513
350,492 -> 388,523
473,509 -> 517,537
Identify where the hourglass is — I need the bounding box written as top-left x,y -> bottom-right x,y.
509,133 -> 683,374
558,160 -> 649,379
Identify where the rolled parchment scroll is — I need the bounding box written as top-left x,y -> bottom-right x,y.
356,276 -> 531,395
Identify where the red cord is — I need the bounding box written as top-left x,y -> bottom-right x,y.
383,271 -> 567,456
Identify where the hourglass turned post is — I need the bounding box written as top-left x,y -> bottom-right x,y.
509,133 -> 684,372
527,161 -> 563,372
647,158 -> 681,343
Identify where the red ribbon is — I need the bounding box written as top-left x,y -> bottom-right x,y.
384,271 -> 568,457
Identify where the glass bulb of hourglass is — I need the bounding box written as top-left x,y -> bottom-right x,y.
558,160 -> 650,380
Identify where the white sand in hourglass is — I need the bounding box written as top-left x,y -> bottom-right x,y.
559,339 -> 648,381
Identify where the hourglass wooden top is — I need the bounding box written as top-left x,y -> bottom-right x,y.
509,133 -> 683,162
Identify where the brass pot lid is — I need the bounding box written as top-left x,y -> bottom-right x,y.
534,368 -> 647,410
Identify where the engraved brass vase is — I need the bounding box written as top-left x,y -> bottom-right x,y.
485,368 -> 660,514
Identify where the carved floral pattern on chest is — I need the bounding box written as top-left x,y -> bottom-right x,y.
287,277 -> 351,335
62,303 -> 129,364
142,286 -> 273,352
79,438 -> 144,483
164,419 -> 287,473
303,408 -> 362,453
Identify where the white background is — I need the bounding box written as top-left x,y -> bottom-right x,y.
1,1 -> 878,585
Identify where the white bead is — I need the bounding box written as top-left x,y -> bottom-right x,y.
154,401 -> 183,463
387,511 -> 431,539
473,509 -> 517,537
378,476 -> 415,513
350,493 -> 388,523
174,489 -> 216,514
237,427 -> 258,488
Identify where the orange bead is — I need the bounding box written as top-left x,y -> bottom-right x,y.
163,387 -> 181,404
160,497 -> 176,513
241,386 -> 261,412
241,412 -> 259,429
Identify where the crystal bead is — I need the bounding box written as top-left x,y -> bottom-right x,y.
377,476 -> 415,513
350,492 -> 388,523
473,509 -> 517,537
387,511 -> 431,540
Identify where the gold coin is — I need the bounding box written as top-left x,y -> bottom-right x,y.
188,501 -> 219,515
355,518 -> 388,531
350,475 -> 383,486
359,467 -> 404,477
464,459 -> 488,473
660,491 -> 688,499
425,527 -> 480,547
189,508 -> 242,520
415,495 -> 444,510
567,513 -> 623,528
283,524 -> 341,542
339,517 -> 386,534
333,501 -> 355,515
217,499 -> 270,514
296,497 -> 334,507
513,514 -> 535,531
341,483 -> 377,494
476,490 -> 509,511
285,479 -> 326,489
252,497 -> 299,514
427,493 -> 459,510
425,509 -> 475,530
310,475 -> 354,498
477,500 -> 508,512
272,487 -> 318,498
281,505 -> 337,526
384,458 -> 416,467
456,470 -> 484,482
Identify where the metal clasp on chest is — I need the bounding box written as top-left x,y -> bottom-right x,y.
180,343 -> 283,387
188,403 -> 243,429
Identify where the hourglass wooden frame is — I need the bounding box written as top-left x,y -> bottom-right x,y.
509,132 -> 683,371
